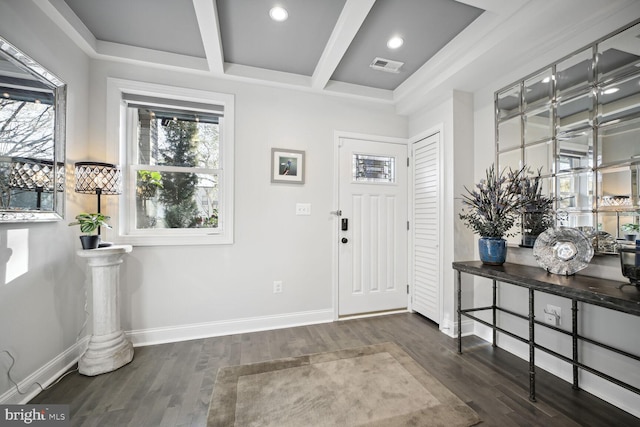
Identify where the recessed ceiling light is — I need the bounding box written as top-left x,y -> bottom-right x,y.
269,6 -> 288,22
603,87 -> 619,95
542,77 -> 551,83
387,36 -> 404,49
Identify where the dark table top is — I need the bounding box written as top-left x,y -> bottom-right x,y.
452,261 -> 640,316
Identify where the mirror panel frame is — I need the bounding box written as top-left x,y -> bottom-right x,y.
0,35 -> 66,222
496,19 -> 640,253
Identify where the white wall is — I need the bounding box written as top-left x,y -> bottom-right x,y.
0,1 -> 90,403
87,60 -> 408,344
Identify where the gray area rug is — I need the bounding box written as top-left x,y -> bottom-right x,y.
207,342 -> 481,426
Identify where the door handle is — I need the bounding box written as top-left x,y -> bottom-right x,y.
341,238 -> 348,244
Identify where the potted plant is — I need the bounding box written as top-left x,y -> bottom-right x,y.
69,212 -> 111,249
621,223 -> 640,241
519,170 -> 555,248
459,164 -> 526,265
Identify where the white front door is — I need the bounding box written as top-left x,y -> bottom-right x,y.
338,137 -> 408,316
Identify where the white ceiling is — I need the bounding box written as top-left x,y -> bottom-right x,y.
33,0 -> 640,114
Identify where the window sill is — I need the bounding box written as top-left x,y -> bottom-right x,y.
113,233 -> 233,247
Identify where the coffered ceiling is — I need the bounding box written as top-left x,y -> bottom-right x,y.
32,0 -> 640,113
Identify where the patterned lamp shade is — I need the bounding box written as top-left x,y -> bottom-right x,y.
9,157 -> 64,192
74,162 -> 121,195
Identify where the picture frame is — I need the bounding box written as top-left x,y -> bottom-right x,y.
271,148 -> 305,184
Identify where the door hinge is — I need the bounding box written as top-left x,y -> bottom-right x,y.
407,284 -> 410,294
407,157 -> 410,167
407,221 -> 410,231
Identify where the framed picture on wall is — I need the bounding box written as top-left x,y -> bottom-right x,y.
271,148 -> 305,184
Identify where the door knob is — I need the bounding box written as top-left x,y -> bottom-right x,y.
341,238 -> 348,244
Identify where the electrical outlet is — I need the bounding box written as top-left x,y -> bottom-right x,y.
295,203 -> 311,215
544,312 -> 558,325
273,281 -> 283,293
544,304 -> 561,326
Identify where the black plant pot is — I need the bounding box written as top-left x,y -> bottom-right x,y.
79,235 -> 100,250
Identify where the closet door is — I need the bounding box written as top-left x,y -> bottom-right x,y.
412,133 -> 441,323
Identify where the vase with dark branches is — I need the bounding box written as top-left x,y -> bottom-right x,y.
459,164 -> 527,265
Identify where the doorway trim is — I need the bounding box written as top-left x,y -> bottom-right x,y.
332,131 -> 409,321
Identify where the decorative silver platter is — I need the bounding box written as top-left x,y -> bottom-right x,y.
532,227 -> 594,275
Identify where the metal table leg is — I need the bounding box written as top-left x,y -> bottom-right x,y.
529,288 -> 536,402
457,269 -> 462,354
492,279 -> 497,347
572,299 -> 579,390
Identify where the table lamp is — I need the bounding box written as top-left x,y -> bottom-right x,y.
74,161 -> 121,247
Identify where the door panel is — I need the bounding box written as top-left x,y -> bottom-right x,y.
338,137 -> 407,316
412,133 -> 440,323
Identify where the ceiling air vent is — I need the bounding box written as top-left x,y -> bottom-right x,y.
370,57 -> 403,73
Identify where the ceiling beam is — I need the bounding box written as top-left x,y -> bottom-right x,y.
34,0 -> 98,56
192,0 -> 225,74
97,41 -> 209,71
454,0 -> 527,14
310,0 -> 376,90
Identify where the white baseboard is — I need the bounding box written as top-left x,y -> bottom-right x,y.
126,309 -> 335,347
338,309 -> 408,321
0,337 -> 88,405
439,317 -> 474,339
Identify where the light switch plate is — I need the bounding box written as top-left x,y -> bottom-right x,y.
296,203 -> 311,215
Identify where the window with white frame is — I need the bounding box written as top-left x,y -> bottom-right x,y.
106,79 -> 234,245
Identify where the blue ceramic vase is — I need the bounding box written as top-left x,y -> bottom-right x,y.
478,237 -> 507,265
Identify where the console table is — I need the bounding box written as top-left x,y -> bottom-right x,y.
77,245 -> 134,376
452,261 -> 640,402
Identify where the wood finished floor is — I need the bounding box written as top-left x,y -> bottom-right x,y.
30,313 -> 639,426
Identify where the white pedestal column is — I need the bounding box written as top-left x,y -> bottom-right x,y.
77,245 -> 134,376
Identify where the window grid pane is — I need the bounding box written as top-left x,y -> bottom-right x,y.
131,106 -> 221,231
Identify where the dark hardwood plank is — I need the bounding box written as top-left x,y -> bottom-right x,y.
30,313 -> 640,426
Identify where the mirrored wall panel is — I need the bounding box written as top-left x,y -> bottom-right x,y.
597,115 -> 640,167
524,107 -> 553,144
497,115 -> 521,151
556,48 -> 593,96
524,140 -> 553,176
557,129 -> 593,172
496,20 -> 640,253
497,85 -> 520,120
524,69 -> 553,109
498,149 -> 521,172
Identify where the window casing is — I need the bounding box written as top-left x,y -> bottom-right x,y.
106,79 -> 234,245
